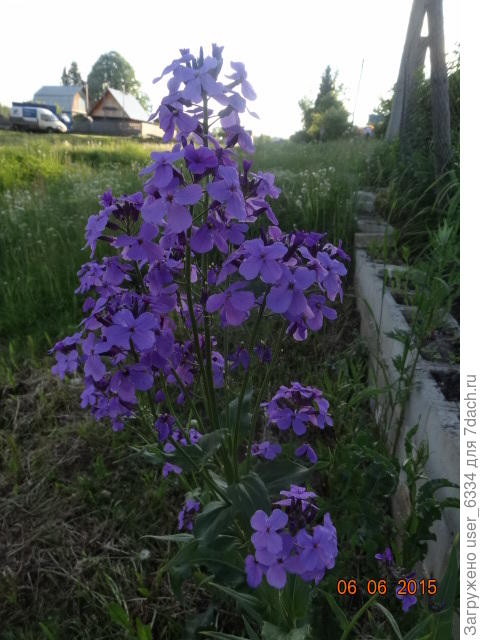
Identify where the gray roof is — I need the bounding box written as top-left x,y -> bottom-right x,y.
108,88 -> 150,122
33,85 -> 85,112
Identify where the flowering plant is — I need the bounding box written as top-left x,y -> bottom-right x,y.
51,45 -> 349,635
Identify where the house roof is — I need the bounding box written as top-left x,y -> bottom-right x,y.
106,88 -> 150,122
33,85 -> 85,112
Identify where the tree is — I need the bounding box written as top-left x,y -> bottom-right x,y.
87,51 -> 151,111
61,61 -> 84,86
61,67 -> 70,86
314,65 -> 340,112
298,66 -> 350,142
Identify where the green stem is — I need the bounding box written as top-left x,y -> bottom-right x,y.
231,294 -> 268,481
184,235 -> 214,427
339,594 -> 378,640
246,324 -> 285,470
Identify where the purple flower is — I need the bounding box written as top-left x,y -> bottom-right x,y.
226,61 -> 257,100
206,165 -> 247,220
254,343 -> 272,364
239,239 -> 287,284
156,104 -> 198,142
185,143 -> 218,175
162,462 -> 182,478
266,266 -> 315,316
255,534 -> 297,589
306,294 -> 337,331
155,413 -> 175,442
396,577 -> 418,612
110,365 -> 153,403
206,282 -> 255,326
113,222 -> 162,264
190,216 -> 229,254
250,509 -> 288,554
142,181 -> 202,233
85,209 -> 110,257
275,485 -> 318,511
140,149 -> 184,189
245,554 -> 265,588
82,332 -> 109,381
264,383 -> 333,435
295,443 -> 318,464
375,547 -> 394,566
105,310 -> 156,351
178,498 -> 200,531
251,441 -> 282,461
228,345 -> 250,371
296,514 -> 338,577
51,349 -> 78,380
171,56 -> 224,103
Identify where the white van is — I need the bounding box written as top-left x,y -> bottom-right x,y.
10,105 -> 68,133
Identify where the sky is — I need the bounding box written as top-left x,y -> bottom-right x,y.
1,0 -> 460,138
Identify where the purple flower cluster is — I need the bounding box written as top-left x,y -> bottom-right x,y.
51,44 -> 347,450
264,382 -> 333,436
245,485 -> 337,589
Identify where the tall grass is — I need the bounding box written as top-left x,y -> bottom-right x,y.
253,138 -> 379,247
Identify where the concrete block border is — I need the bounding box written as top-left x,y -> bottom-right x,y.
352,191 -> 459,579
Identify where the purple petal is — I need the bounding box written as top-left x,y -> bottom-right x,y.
266,563 -> 287,589
166,204 -> 192,233
267,286 -> 292,313
268,509 -> 288,531
250,510 -> 267,532
175,184 -> 203,205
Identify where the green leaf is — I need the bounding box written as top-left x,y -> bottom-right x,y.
221,391 -> 253,436
194,501 -> 233,543
107,602 -> 133,633
167,430 -> 228,472
373,602 -> 404,639
136,618 -> 153,640
261,622 -> 310,640
39,623 -> 57,640
200,633 -> 249,640
319,589 -> 348,631
253,459 -> 312,496
144,533 -> 194,543
208,582 -> 263,624
243,616 -> 260,640
403,616 -> 433,640
227,473 -> 271,525
437,534 -> 459,607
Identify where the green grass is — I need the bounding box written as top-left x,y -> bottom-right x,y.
0,132 -> 167,371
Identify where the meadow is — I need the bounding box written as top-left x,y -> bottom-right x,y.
0,130 -> 456,639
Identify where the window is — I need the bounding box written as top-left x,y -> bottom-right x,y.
40,112 -> 55,122
22,108 -> 37,118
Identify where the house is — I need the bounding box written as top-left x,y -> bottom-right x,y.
89,88 -> 149,122
33,85 -> 87,118
86,87 -> 161,138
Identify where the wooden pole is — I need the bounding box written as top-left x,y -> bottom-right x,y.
426,0 -> 452,176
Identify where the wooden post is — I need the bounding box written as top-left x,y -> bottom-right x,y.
426,0 -> 452,176
386,0 -> 427,141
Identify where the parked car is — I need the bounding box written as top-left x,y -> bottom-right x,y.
9,104 -> 67,133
